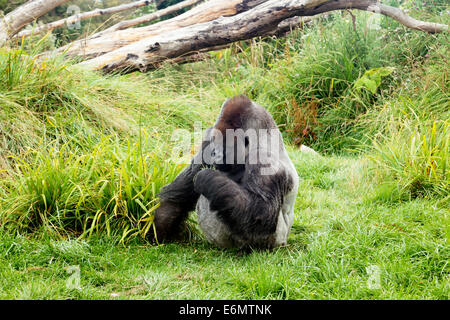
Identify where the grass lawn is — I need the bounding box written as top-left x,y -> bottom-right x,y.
1,153 -> 448,299
0,9 -> 448,300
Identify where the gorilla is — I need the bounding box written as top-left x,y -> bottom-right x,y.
153,95 -> 299,249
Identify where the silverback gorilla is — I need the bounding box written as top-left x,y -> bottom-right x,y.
153,95 -> 299,249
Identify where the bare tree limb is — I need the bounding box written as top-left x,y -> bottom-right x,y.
371,2 -> 448,33
49,0 -> 268,60
99,0 -> 204,35
0,0 -> 71,45
77,0 -> 448,73
15,0 -> 156,39
268,15 -> 314,36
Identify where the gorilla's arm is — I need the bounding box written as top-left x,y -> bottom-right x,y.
194,169 -> 249,216
153,132 -> 213,241
153,162 -> 203,241
194,167 -> 293,247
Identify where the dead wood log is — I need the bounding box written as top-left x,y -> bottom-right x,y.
141,16 -> 316,68
77,0 -> 448,73
14,0 -> 156,39
0,0 -> 71,45
98,0 -> 204,35
49,0 -> 268,60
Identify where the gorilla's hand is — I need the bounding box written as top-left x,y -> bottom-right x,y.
194,168 -> 248,215
193,169 -> 219,195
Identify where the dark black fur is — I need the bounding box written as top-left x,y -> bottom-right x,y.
194,166 -> 292,248
153,143 -> 206,241
153,96 -> 294,248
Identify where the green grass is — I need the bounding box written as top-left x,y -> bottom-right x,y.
0,154 -> 448,299
1,134 -> 185,242
0,8 -> 449,300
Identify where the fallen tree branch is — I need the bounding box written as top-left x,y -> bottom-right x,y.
48,0 -> 268,60
371,2 -> 448,33
99,0 -> 204,35
77,0 -> 448,73
162,16 -> 315,66
268,15 -> 314,36
14,0 -> 156,39
0,0 -> 71,45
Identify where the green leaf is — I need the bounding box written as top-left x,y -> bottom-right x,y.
354,67 -> 395,94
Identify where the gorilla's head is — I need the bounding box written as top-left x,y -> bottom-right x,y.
214,95 -> 277,132
208,95 -> 278,173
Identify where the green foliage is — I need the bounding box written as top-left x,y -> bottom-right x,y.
1,133 -> 182,243
0,3 -> 448,300
354,67 -> 396,95
370,119 -> 449,198
359,43 -> 449,199
0,41 -> 71,109
374,121 -> 450,197
400,0 -> 449,14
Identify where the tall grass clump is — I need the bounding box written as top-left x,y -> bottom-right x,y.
0,39 -> 120,164
0,39 -> 220,242
370,119 -> 448,199
0,39 -> 66,97
0,132 -> 183,243
361,40 -> 449,200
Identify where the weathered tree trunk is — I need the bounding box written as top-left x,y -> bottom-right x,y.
163,17 -> 313,69
269,16 -> 314,37
78,0 -> 448,73
14,0 -> 156,39
50,0 -> 268,60
369,2 -> 448,33
138,16 -> 315,67
0,0 -> 71,45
